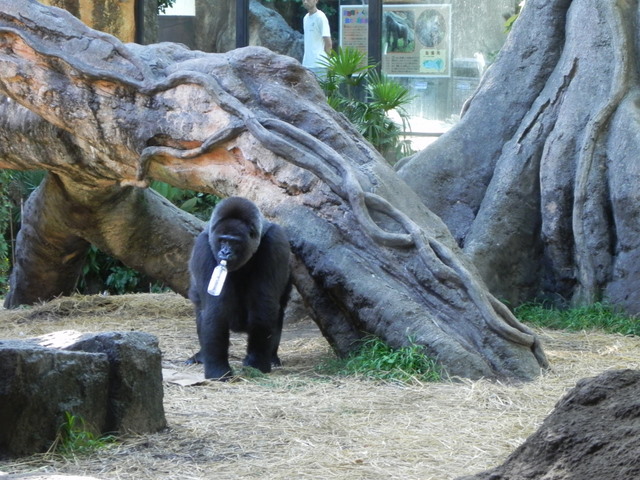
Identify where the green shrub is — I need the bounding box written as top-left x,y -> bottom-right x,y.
150,181 -> 218,221
0,171 -> 11,295
319,336 -> 441,383
51,412 -> 116,456
514,302 -> 639,336
319,47 -> 414,164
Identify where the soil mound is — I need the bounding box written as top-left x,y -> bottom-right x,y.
460,369 -> 640,480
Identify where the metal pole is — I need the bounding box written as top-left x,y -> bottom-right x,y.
368,0 -> 382,71
134,0 -> 145,44
236,0 -> 249,48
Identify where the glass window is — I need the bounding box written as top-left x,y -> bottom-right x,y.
339,0 -> 516,150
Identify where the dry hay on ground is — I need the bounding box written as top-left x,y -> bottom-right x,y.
1,293 -> 639,480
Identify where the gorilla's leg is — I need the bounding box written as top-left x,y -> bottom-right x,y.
271,280 -> 292,367
269,303 -> 286,367
244,322 -> 277,373
185,307 -> 205,365
198,310 -> 233,380
269,327 -> 283,368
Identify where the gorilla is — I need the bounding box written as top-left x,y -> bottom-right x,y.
384,11 -> 414,52
187,196 -> 292,380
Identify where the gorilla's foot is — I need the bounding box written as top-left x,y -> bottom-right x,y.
271,355 -> 282,367
185,350 -> 203,365
243,354 -> 272,373
204,363 -> 233,381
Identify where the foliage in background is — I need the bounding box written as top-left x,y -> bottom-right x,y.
318,47 -> 414,164
0,171 -> 12,295
157,0 -> 176,14
149,180 -> 218,221
0,170 -> 46,297
504,1 -> 525,33
51,412 -> 116,456
318,336 -> 442,383
0,171 -> 217,296
514,302 -> 640,336
79,246 -> 153,295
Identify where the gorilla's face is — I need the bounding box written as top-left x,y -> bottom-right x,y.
211,218 -> 261,271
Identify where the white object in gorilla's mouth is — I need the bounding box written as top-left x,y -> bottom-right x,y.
207,260 -> 228,296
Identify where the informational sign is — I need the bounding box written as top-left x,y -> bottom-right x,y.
341,6 -> 369,52
340,4 -> 451,77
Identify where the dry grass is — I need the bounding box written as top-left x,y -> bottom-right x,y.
1,293 -> 639,480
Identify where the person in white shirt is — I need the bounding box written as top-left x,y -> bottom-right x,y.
302,0 -> 332,76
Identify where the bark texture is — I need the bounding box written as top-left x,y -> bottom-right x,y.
397,0 -> 640,313
0,0 -> 547,380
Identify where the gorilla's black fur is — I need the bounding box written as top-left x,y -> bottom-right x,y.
187,197 -> 292,380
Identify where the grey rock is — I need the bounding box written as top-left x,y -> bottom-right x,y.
0,331 -> 166,458
65,331 -> 167,434
0,340 -> 109,458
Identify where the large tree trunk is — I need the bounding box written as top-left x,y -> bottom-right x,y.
0,0 -> 547,381
398,0 -> 640,314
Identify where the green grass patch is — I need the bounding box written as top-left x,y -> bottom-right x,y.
318,336 -> 442,383
514,302 -> 640,336
51,412 -> 117,456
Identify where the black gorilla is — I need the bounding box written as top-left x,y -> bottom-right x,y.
384,12 -> 412,52
187,197 -> 292,380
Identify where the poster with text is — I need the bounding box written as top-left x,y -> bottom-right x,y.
340,4 -> 451,77
339,6 -> 369,61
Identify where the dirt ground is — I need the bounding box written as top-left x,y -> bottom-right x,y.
1,293 -> 639,480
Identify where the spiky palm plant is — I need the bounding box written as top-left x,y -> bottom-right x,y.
318,47 -> 414,163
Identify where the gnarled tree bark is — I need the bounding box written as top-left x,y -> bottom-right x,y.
398,0 -> 640,314
0,0 -> 547,380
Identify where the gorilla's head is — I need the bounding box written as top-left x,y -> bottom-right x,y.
208,197 -> 265,271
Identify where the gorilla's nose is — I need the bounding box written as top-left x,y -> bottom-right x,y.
218,246 -> 233,261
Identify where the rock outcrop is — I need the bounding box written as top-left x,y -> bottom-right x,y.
0,331 -> 166,458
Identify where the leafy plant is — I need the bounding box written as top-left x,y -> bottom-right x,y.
318,336 -> 441,383
514,302 -> 640,336
0,170 -> 46,296
78,245 -> 141,295
150,181 -> 218,221
504,1 -> 526,33
157,0 -> 176,14
320,46 -> 374,97
0,171 -> 11,294
318,47 -> 414,164
51,412 -> 116,456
